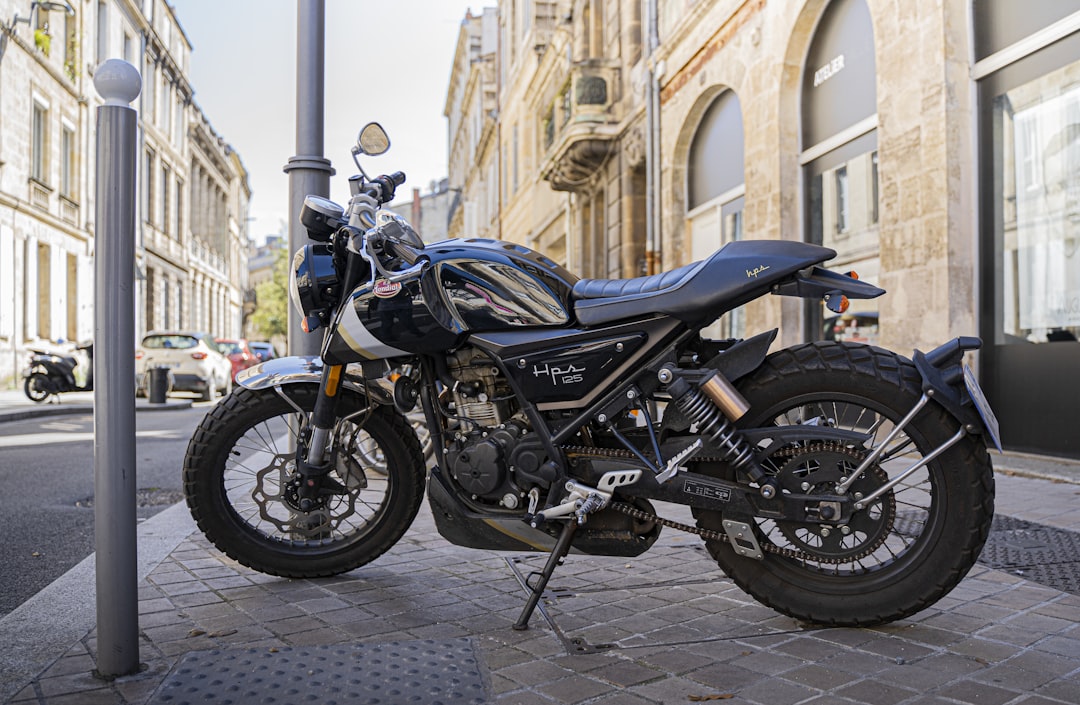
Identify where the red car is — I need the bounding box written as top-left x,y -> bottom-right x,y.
215,338 -> 258,380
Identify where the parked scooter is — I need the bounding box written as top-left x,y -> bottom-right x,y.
23,342 -> 93,402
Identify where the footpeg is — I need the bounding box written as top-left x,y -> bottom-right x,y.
656,439 -> 702,483
722,519 -> 764,560
532,468 -> 642,527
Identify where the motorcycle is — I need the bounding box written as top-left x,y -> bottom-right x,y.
23,341 -> 94,402
183,123 -> 1000,630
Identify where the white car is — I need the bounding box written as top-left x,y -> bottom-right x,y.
136,331 -> 233,401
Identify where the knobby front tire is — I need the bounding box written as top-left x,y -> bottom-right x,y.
183,384 -> 426,578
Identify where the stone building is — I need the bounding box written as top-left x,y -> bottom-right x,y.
0,0 -> 249,385
446,0 -> 1080,458
445,7 -> 500,242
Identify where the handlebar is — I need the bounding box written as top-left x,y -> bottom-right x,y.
362,172 -> 406,204
385,236 -> 425,266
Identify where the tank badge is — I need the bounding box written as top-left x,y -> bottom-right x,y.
373,279 -> 403,298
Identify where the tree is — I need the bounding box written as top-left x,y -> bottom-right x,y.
249,247 -> 289,340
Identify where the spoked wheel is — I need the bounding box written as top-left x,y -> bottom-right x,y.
24,373 -> 51,403
693,342 -> 995,626
183,384 -> 426,577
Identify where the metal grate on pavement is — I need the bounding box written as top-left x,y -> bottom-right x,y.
979,514 -> 1080,595
152,638 -> 488,704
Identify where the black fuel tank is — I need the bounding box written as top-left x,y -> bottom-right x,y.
421,238 -> 579,335
326,239 -> 580,363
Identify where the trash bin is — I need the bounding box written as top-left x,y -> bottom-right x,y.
148,366 -> 170,404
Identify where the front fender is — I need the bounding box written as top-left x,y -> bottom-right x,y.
236,355 -> 394,405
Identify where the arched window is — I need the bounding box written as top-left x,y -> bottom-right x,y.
801,0 -> 879,343
687,89 -> 745,338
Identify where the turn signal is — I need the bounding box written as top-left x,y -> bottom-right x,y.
846,270 -> 860,280
191,352 -> 207,360
838,295 -> 851,313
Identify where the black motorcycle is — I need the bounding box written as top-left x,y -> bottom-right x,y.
23,342 -> 94,402
183,123 -> 1000,630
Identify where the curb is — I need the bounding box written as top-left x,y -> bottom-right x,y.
0,400 -> 195,423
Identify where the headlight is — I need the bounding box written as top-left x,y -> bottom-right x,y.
289,243 -> 339,332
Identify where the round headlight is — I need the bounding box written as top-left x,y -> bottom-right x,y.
289,244 -> 339,328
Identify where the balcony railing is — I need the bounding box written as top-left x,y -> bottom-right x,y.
540,60 -> 620,192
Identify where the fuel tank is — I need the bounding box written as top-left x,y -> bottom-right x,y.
324,238 -> 579,364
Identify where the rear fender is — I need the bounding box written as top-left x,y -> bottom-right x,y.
772,266 -> 885,309
236,355 -> 394,405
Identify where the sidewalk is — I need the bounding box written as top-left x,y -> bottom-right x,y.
1,395 -> 1078,703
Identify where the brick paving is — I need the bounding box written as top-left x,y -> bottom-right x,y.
1,466 -> 1077,704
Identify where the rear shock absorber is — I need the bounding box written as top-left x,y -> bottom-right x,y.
662,368 -> 778,499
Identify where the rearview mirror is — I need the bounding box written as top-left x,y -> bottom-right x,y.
356,123 -> 390,156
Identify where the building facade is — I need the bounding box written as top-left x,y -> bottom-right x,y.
0,0 -> 249,385
388,178 -> 453,244
446,0 -> 1080,458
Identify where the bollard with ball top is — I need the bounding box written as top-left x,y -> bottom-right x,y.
92,58 -> 142,679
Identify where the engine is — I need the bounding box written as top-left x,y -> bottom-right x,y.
442,348 -> 544,509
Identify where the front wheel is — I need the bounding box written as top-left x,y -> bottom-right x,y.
183,384 -> 426,577
694,342 -> 995,626
24,373 -> 51,402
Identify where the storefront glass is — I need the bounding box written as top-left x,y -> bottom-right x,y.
980,25 -> 1080,457
991,61 -> 1080,343
687,90 -> 745,339
801,0 -> 878,341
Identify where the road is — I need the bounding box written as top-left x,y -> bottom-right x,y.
0,403 -> 211,617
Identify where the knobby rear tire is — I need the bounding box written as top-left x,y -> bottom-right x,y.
694,341 -> 995,627
183,384 -> 426,578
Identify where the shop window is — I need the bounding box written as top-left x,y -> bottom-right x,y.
988,61 -> 1080,343
976,0 -> 1080,457
801,0 -> 879,340
835,166 -> 849,233
687,89 -> 745,338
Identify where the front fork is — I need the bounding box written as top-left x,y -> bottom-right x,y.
294,363 -> 346,511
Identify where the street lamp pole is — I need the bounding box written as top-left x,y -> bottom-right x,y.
283,0 -> 333,357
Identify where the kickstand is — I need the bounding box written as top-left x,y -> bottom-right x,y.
513,519 -> 578,631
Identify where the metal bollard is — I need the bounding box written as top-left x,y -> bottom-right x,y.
92,59 -> 141,679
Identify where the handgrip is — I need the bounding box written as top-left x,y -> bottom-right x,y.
367,172 -> 406,204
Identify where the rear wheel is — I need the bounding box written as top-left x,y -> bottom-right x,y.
24,373 -> 51,402
183,384 -> 426,577
693,342 -> 995,626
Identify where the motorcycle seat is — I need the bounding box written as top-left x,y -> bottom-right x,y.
571,240 -> 836,326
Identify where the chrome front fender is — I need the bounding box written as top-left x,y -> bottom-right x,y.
235,355 -> 394,404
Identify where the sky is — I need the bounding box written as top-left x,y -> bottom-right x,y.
167,1 -> 481,241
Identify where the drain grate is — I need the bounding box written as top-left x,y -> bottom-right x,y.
978,515 -> 1080,595
153,639 -> 488,704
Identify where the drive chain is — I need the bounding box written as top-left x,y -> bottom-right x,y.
563,442 -> 882,565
